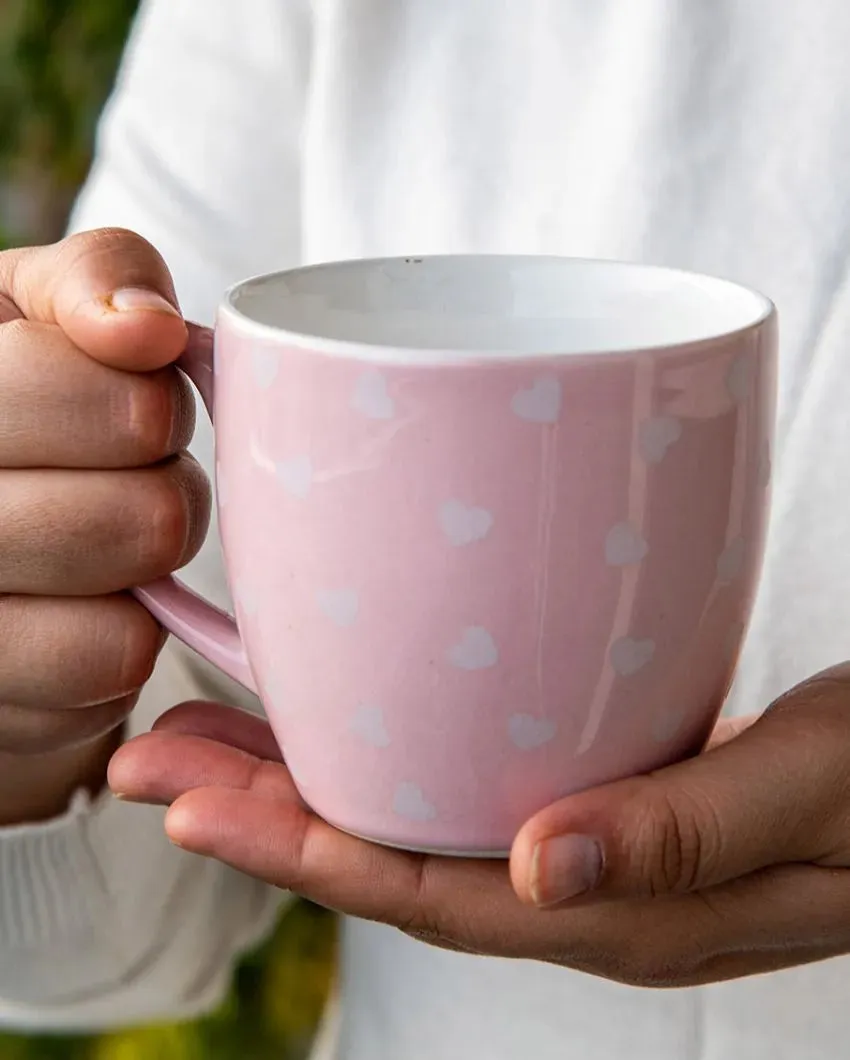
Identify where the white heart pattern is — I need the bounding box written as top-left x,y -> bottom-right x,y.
351,369 -> 395,420
605,522 -> 649,567
716,537 -> 745,584
651,709 -> 685,744
439,499 -> 494,547
511,375 -> 562,424
317,588 -> 360,627
508,713 -> 557,750
251,346 -> 281,390
276,455 -> 313,499
393,781 -> 437,822
350,704 -> 391,748
638,416 -> 683,464
610,636 -> 655,676
726,354 -> 753,403
447,626 -> 499,670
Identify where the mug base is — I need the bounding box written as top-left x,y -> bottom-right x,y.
334,823 -> 510,860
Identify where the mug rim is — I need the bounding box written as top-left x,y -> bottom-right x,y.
218,254 -> 776,366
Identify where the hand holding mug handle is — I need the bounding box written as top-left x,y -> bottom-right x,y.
133,325 -> 258,694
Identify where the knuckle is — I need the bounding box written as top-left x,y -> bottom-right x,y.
552,932 -> 688,988
124,368 -> 195,464
63,227 -> 164,274
0,595 -> 158,710
0,315 -> 37,348
132,454 -> 210,576
0,697 -> 134,755
0,594 -> 29,659
53,229 -> 175,311
169,370 -> 196,452
633,789 -> 716,896
396,861 -> 433,936
134,466 -> 193,574
619,951 -> 690,989
573,928 -> 697,989
395,861 -> 466,952
170,453 -> 212,565
100,597 -> 163,695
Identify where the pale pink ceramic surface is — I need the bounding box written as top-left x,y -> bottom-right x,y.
137,256 -> 776,855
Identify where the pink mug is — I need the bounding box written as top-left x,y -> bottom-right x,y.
138,255 -> 776,856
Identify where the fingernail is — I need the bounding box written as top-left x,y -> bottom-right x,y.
531,835 -> 603,906
108,287 -> 180,316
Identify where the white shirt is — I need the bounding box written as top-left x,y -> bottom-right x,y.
4,1 -> 850,1056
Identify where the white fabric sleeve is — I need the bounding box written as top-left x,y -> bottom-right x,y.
0,645 -> 285,1032
0,0 -> 312,1030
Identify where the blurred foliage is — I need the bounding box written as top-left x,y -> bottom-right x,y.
0,2 -> 337,1057
0,901 -> 337,1059
0,0 -> 141,244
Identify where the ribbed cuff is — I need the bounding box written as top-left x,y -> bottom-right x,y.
0,787 -> 111,951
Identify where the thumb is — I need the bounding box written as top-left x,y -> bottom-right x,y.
0,227 -> 188,371
510,666 -> 850,907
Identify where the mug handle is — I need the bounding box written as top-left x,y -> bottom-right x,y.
132,327 -> 258,695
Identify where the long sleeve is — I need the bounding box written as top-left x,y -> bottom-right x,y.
0,644 -> 285,1031
0,0 -> 312,1030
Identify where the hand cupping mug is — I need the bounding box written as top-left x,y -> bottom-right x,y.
137,255 -> 776,855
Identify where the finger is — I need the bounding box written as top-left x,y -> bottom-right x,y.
704,712 -> 759,751
0,694 -> 137,755
0,321 -> 194,468
0,594 -> 163,708
166,784 -> 438,928
511,668 -> 850,907
163,785 -> 850,985
653,864 -> 850,985
0,229 -> 187,370
153,701 -> 283,762
0,454 -> 210,594
116,722 -> 850,984
108,730 -> 296,806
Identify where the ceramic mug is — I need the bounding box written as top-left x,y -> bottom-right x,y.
137,255 -> 776,856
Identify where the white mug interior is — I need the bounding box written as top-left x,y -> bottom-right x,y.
223,255 -> 773,362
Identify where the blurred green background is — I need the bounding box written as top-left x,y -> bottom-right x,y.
0,1 -> 337,1056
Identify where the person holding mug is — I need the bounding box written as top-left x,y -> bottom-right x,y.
3,1 -> 850,1057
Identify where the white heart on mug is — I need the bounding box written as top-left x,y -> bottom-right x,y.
605,522 -> 649,567
351,369 -> 395,420
439,499 -> 494,547
317,588 -> 360,627
610,636 -> 655,676
638,416 -> 682,464
511,375 -> 562,424
716,536 -> 745,584
508,713 -> 557,750
447,626 -> 499,670
350,704 -> 391,748
251,346 -> 281,390
276,455 -> 313,498
651,709 -> 685,744
393,781 -> 437,822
